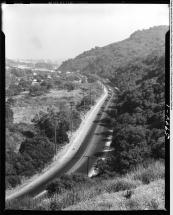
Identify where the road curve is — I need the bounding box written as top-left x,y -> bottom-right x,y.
67,87 -> 114,176
6,82 -> 110,201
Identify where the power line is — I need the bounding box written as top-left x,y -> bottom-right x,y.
69,101 -> 75,137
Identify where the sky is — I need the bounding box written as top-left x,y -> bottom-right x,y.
2,4 -> 169,61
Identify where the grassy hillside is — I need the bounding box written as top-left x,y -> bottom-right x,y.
6,26 -> 167,210
58,25 -> 168,91
6,160 -> 165,210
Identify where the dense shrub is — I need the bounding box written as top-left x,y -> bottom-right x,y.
29,85 -> 46,96
32,109 -> 70,144
19,135 -> 55,173
46,173 -> 95,196
6,175 -> 21,188
6,84 -> 22,96
105,178 -> 137,193
132,160 -> 165,184
107,53 -> 165,174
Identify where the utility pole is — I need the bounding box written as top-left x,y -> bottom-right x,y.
82,88 -> 85,114
54,112 -> 61,159
69,101 -> 74,137
89,84 -> 92,106
54,119 -> 57,156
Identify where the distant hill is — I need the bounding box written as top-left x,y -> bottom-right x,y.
58,25 -> 168,91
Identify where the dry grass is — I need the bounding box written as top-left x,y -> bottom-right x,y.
12,89 -> 82,124
64,179 -> 165,211
126,159 -> 165,184
12,83 -> 102,124
6,160 -> 165,210
104,178 -> 141,193
63,160 -> 165,211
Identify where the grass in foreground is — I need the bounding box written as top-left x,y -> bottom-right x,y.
6,159 -> 165,210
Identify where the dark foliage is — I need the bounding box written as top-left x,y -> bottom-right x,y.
6,84 -> 22,96
29,85 -> 48,97
108,54 -> 165,174
46,173 -> 95,196
58,26 -> 168,91
31,108 -> 70,144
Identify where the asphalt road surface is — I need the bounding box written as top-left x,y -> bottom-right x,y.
6,84 -> 114,201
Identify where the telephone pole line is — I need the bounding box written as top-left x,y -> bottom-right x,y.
69,101 -> 74,137
89,84 -> 92,105
82,88 -> 86,114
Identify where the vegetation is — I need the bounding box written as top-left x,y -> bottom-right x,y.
6,160 -> 165,210
5,82 -> 98,189
6,102 -> 14,125
5,107 -> 72,188
31,108 -> 70,144
6,126 -> 55,188
5,26 -> 166,210
6,84 -> 22,96
46,173 -> 95,197
106,53 -> 165,174
59,26 -> 168,91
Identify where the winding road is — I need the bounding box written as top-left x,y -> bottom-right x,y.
6,82 -> 114,202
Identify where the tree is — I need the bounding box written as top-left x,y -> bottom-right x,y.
29,85 -> 45,96
6,84 -> 21,96
40,80 -> 53,90
18,79 -> 31,91
19,135 -> 55,174
64,82 -> 75,91
111,125 -> 149,173
32,108 -> 70,144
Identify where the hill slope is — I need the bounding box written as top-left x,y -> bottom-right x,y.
6,160 -> 165,210
58,25 -> 168,91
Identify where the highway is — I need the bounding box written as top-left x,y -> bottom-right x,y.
6,82 -> 114,202
67,88 -> 114,176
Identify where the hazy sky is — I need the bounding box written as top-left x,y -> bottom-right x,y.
2,4 -> 169,61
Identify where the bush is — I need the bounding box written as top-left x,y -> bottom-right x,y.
131,160 -> 165,184
124,190 -> 134,199
105,178 -> 137,193
125,199 -> 140,210
29,85 -> 48,97
6,175 -> 21,188
138,170 -> 153,184
147,198 -> 159,209
32,109 -> 70,144
6,84 -> 22,96
46,173 -> 94,197
17,135 -> 54,176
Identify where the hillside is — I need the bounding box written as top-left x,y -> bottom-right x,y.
6,25 -> 167,210
58,25 -> 168,91
6,160 -> 165,210
64,179 -> 164,210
